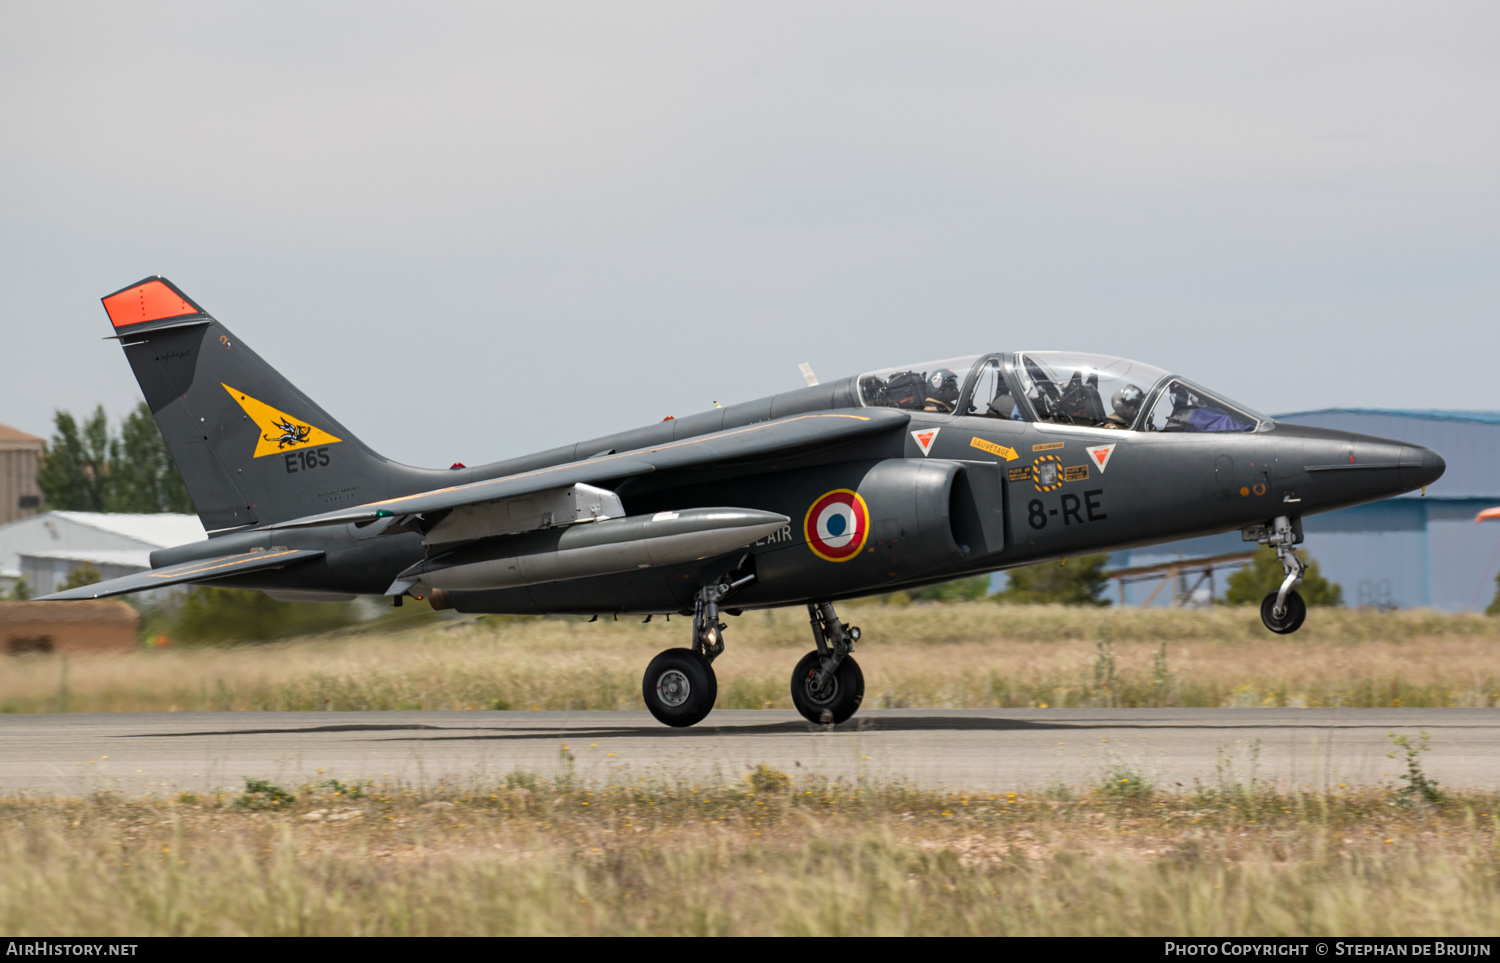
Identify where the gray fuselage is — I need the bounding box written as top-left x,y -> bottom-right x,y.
167,371 -> 1445,616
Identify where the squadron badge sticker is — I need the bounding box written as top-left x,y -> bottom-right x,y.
222,384 -> 343,458
1032,454 -> 1064,492
804,489 -> 870,562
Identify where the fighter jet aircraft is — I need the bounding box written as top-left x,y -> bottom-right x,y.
42,277 -> 1447,727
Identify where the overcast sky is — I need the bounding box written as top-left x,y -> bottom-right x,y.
2,2 -> 1496,467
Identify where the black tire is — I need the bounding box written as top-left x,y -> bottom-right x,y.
1260,589 -> 1307,634
790,651 -> 865,725
642,648 -> 717,727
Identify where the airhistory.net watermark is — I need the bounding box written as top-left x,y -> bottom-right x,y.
5,944 -> 138,956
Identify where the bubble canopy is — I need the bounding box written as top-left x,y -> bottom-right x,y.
856,356 -> 981,414
857,352 -> 1269,432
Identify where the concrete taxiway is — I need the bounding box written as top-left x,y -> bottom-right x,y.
2,708 -> 1497,796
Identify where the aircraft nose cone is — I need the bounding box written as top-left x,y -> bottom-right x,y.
1400,444 -> 1445,491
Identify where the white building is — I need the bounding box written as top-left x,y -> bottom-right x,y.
0,511 -> 205,598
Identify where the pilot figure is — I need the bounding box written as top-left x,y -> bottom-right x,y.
924,368 -> 960,412
1103,384 -> 1144,429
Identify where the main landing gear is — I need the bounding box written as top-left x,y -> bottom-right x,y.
642,576 -> 744,728
1255,515 -> 1307,635
791,602 -> 865,725
640,587 -> 868,728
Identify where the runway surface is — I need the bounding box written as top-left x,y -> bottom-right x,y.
3,708 -> 1498,796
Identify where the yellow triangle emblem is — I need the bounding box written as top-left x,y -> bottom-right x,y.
222,384 -> 343,458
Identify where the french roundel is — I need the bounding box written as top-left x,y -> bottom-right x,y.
804,489 -> 870,562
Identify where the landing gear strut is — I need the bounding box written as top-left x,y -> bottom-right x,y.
641,574 -> 753,728
791,601 -> 865,725
1256,515 -> 1307,634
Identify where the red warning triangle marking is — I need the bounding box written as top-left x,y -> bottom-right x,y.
911,427 -> 940,456
1086,443 -> 1116,472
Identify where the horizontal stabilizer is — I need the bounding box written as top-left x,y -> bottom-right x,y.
35,549 -> 325,600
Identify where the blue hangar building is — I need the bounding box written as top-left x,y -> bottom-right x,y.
1108,410 -> 1500,611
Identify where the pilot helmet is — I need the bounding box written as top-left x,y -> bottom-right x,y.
926,368 -> 960,405
1111,384 -> 1144,421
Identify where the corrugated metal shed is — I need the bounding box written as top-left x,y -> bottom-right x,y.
19,549 -> 158,598
1110,410 -> 1500,612
44,512 -> 207,548
0,512 -> 205,591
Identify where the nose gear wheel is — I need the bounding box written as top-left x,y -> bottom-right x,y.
1260,589 -> 1306,634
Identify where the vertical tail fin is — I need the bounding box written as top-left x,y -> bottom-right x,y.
102,277 -> 449,533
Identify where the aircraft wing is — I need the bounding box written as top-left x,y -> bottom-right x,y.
266,409 -> 909,531
34,548 -> 326,600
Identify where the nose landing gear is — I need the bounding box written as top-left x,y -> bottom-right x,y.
791,601 -> 865,725
1252,515 -> 1307,634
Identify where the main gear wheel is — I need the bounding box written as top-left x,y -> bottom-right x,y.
643,648 -> 717,727
790,650 -> 864,725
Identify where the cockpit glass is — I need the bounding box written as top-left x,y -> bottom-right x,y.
858,356 -> 981,414
1014,352 -> 1171,429
966,360 -> 1021,419
1144,378 -> 1265,433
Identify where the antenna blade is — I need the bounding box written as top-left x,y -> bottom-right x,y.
798,362 -> 819,387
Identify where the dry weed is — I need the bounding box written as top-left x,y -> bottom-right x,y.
2,775 -> 1498,936
3,603 -> 1499,713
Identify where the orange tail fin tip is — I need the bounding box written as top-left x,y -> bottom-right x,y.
101,278 -> 203,329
